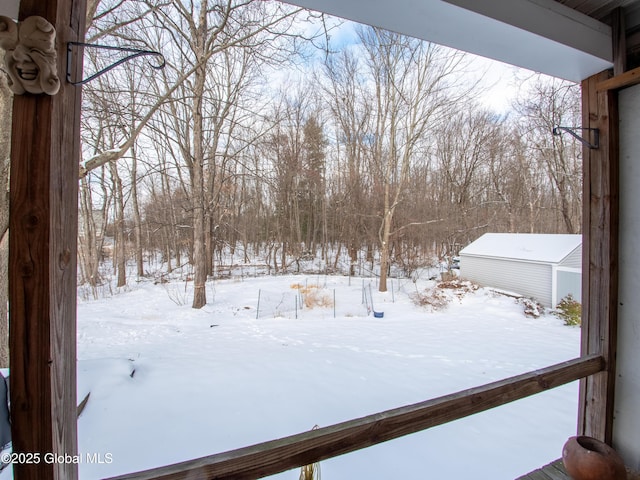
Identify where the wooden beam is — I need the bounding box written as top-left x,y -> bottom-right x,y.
8,1 -> 86,479
107,355 -> 604,480
596,65 -> 640,92
578,71 -> 619,444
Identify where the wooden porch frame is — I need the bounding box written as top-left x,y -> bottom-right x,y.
8,1 -> 86,479
7,0 -> 623,478
578,70 -> 620,443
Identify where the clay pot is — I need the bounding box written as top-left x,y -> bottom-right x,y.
562,436 -> 626,480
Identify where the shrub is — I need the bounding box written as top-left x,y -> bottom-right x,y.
518,297 -> 544,318
556,294 -> 582,326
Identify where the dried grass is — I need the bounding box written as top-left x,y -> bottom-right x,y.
291,283 -> 333,309
299,461 -> 321,480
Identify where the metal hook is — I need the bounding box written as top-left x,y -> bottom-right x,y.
552,126 -> 599,149
66,41 -> 165,86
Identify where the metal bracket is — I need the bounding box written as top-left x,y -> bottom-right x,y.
66,42 -> 165,86
552,125 -> 599,149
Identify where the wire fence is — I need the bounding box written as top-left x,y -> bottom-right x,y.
256,289 -> 301,319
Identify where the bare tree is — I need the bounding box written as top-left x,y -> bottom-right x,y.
358,27 -> 471,291
487,126 -> 547,234
321,49 -> 374,275
78,169 -> 111,292
67,3 -> 586,305
79,64 -> 137,289
85,0 -> 172,43
434,109 -> 503,248
262,85 -> 324,267
78,0 -> 174,291
515,76 -> 582,233
147,0 -> 312,307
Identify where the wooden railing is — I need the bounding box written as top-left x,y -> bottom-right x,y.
106,353 -> 605,480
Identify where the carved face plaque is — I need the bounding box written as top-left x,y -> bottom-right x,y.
0,16 -> 60,95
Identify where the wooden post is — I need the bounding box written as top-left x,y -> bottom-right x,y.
8,1 -> 86,479
611,8 -> 627,76
578,70 -> 619,443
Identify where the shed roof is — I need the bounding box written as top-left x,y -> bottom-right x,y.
459,233 -> 582,263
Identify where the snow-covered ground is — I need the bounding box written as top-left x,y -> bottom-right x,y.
3,273 -> 581,479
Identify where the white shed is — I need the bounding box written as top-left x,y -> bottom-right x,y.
459,233 -> 582,308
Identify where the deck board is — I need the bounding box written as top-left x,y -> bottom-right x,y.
547,460 -> 572,479
516,459 -> 570,480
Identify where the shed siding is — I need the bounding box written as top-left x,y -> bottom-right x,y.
557,268 -> 582,304
560,246 -> 582,268
460,256 -> 552,307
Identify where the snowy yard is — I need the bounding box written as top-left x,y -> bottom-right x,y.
4,274 -> 581,479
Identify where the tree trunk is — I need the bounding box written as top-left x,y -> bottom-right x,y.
131,144 -> 144,279
379,184 -> 394,292
78,178 -> 101,290
192,157 -> 207,307
190,2 -> 209,309
160,163 -> 176,272
206,215 -> 214,277
110,163 -> 127,288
